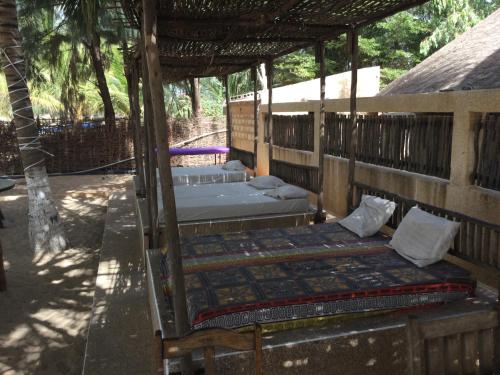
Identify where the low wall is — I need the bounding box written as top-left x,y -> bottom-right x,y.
232,89 -> 500,225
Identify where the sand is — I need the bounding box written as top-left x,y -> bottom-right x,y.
0,174 -> 130,375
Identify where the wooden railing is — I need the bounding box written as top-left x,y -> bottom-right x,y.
271,113 -> 314,152
270,159 -> 319,193
474,113 -> 500,191
325,113 -> 454,179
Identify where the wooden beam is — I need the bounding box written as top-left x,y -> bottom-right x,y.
266,60 -> 273,172
223,75 -> 232,148
346,26 -> 358,212
252,66 -> 258,176
141,55 -> 159,248
127,57 -> 146,197
141,1 -> 192,365
315,41 -> 326,224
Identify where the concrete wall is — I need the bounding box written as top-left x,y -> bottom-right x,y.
231,89 -> 500,225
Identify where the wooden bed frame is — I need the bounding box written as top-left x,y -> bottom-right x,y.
146,182 -> 500,375
136,196 -> 315,256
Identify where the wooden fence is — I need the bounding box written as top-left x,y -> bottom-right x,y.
0,118 -> 134,175
474,113 -> 500,191
325,113 -> 454,179
271,113 -> 314,152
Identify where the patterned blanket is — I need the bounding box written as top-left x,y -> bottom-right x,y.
161,223 -> 475,329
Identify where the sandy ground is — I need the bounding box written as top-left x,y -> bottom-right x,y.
0,174 -> 130,375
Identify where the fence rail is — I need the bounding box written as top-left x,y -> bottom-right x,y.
474,113 -> 500,191
267,114 -> 314,151
325,113 -> 453,179
0,118 -> 134,175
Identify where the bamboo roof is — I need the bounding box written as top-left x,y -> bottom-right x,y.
381,8 -> 500,95
121,0 -> 428,82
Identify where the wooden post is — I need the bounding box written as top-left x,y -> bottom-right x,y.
252,66 -> 258,175
141,54 -> 159,249
128,58 -> 146,197
141,0 -> 191,357
315,41 -> 326,224
346,26 -> 359,212
223,75 -> 232,149
266,60 -> 273,173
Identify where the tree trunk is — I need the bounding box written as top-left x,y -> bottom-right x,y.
189,77 -> 201,118
88,32 -> 115,128
0,0 -> 67,252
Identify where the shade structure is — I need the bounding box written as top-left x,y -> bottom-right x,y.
120,0 -> 428,82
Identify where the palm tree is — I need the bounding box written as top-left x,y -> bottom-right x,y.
0,0 -> 67,252
61,0 -> 117,127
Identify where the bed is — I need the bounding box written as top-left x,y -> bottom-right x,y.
146,183 -> 500,374
136,180 -> 315,250
166,165 -> 250,186
161,182 -> 310,222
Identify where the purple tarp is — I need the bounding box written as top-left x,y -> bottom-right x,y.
167,146 -> 230,156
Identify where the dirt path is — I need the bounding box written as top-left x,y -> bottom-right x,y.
0,175 -> 130,375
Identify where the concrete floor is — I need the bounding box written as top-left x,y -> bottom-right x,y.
82,187 -> 155,375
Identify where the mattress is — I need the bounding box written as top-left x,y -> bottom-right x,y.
158,182 -> 310,222
161,223 -> 475,330
159,166 -> 249,186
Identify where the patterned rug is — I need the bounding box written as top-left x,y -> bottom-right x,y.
161,223 -> 475,329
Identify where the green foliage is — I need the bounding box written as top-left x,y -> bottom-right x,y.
274,50 -> 317,86
4,0 -> 500,120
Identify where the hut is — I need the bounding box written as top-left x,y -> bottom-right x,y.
116,1 -> 500,374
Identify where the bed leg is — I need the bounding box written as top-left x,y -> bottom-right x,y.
204,346 -> 216,375
254,324 -> 263,375
406,315 -> 425,375
155,334 -> 164,374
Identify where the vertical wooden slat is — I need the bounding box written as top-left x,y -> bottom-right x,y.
478,328 -> 495,374
266,59 -> 273,172
346,26 -> 359,211
140,54 -> 159,249
223,75 -> 232,149
252,66 -> 258,176
204,347 -> 216,375
315,41 -> 326,223
0,240 -> 6,292
462,331 -> 479,374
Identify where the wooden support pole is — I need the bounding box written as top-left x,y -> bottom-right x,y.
346,26 -> 359,212
252,66 -> 258,175
315,41 -> 326,224
266,60 -> 273,173
141,0 -> 192,359
141,54 -> 159,249
128,58 -> 146,197
223,75 -> 232,149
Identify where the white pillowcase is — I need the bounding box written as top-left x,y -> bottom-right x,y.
247,175 -> 286,190
264,184 -> 309,199
389,206 -> 460,267
339,195 -> 396,238
222,160 -> 246,171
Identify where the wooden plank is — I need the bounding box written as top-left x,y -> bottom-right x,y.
266,59 -> 273,171
315,41 -> 326,224
478,328 -> 495,374
252,66 -> 258,175
426,337 -> 445,375
444,333 -> 463,375
346,26 -> 359,211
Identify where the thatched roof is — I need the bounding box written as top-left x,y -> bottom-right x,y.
120,0 -> 428,82
381,9 -> 500,95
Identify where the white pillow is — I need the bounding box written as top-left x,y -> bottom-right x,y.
338,195 -> 396,238
222,160 -> 246,171
247,175 -> 286,190
389,206 -> 460,267
264,184 -> 309,199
